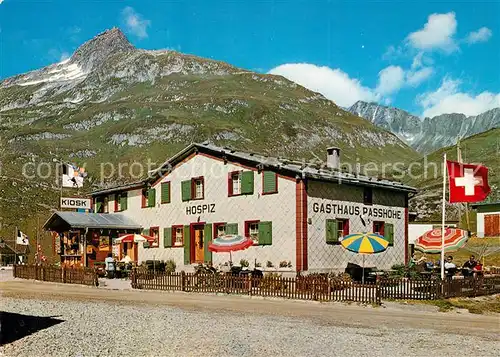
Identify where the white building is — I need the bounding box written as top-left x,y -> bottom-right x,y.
91,143 -> 417,273
472,202 -> 500,238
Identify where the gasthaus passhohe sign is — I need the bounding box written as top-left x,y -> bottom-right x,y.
60,197 -> 92,210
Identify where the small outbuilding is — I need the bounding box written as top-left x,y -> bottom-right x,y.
43,211 -> 141,267
472,202 -> 500,238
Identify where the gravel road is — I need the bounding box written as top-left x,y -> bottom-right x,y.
1,280 -> 500,357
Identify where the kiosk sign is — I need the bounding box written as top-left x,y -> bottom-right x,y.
60,197 -> 92,210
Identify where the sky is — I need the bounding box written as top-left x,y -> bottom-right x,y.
0,0 -> 499,117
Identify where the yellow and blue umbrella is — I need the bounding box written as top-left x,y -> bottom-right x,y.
341,232 -> 389,283
341,232 -> 389,254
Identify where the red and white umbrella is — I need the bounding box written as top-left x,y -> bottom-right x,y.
208,234 -> 254,263
115,234 -> 155,244
414,228 -> 468,254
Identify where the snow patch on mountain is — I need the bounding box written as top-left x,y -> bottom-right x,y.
18,63 -> 86,87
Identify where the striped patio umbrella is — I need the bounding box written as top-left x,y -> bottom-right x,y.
340,232 -> 389,283
208,234 -> 254,264
341,232 -> 389,254
115,234 -> 155,244
414,228 -> 468,254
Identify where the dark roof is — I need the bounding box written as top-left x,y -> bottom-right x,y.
43,212 -> 142,230
92,142 -> 417,196
471,201 -> 500,208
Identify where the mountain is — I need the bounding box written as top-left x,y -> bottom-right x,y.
0,28 -> 419,250
404,128 -> 500,222
348,101 -> 500,154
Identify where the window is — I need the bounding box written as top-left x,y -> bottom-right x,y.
213,222 -> 227,237
182,177 -> 205,201
161,182 -> 171,204
228,171 -> 254,196
229,172 -> 241,196
142,189 -> 148,208
193,178 -> 204,199
262,171 -> 278,194
337,219 -> 350,240
245,220 -> 260,243
245,220 -> 272,245
114,192 -> 128,212
325,219 -> 349,244
150,227 -> 159,247
364,187 -> 373,205
103,196 -> 109,213
94,197 -> 105,213
373,221 -> 385,236
142,188 -> 156,208
173,225 -> 184,246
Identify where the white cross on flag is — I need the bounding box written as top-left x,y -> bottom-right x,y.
447,160 -> 491,203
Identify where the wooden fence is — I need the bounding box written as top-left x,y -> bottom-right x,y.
13,264 -> 98,286
131,271 -> 500,304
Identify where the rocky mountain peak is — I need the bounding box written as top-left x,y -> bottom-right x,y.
70,28 -> 135,71
348,100 -> 500,154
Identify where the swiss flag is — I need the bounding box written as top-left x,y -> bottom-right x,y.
447,160 -> 491,203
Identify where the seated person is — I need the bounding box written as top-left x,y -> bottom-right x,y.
408,253 -> 426,268
444,256 -> 456,278
104,253 -> 115,278
473,260 -> 483,275
462,255 -> 477,277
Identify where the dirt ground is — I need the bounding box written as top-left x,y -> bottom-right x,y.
1,279 -> 499,338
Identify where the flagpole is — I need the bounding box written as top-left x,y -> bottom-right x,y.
441,153 -> 447,280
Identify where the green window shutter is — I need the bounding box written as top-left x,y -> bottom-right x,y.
163,227 -> 172,248
204,224 -> 213,263
95,201 -> 102,213
120,194 -> 128,211
385,223 -> 394,246
258,221 -> 272,245
181,180 -> 192,201
183,225 -> 191,264
147,188 -> 156,207
241,171 -> 254,194
225,223 -> 238,235
161,182 -> 171,203
263,171 -> 277,194
326,219 -> 338,244
142,229 -> 151,248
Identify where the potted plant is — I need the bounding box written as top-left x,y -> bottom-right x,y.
240,259 -> 250,269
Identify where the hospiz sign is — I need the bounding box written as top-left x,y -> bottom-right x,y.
60,197 -> 92,210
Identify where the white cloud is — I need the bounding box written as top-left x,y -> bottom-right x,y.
376,66 -> 405,95
382,45 -> 404,61
407,12 -> 458,52
418,77 -> 500,117
0,0 -> 4,4
268,63 -> 377,107
122,7 -> 151,39
406,67 -> 434,87
465,27 -> 492,44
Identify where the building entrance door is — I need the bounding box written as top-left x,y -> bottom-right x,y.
193,225 -> 205,263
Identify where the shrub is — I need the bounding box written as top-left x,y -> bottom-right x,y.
240,259 -> 249,268
260,272 -> 286,290
165,259 -> 176,274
